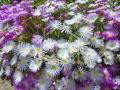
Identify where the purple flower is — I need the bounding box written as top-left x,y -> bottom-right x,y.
102,31 -> 118,40
31,34 -> 43,46
14,73 -> 38,90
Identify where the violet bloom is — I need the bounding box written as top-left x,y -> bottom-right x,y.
107,64 -> 120,77
14,73 -> 38,90
102,31 -> 118,40
100,79 -> 118,90
32,34 -> 43,46
112,21 -> 120,31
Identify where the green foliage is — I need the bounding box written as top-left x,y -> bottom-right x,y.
0,0 -> 11,5
33,0 -> 46,8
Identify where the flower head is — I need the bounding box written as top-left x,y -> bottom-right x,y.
42,38 -> 56,52
29,58 -> 42,72
13,71 -> 23,85
17,43 -> 32,57
32,34 -> 43,46
2,41 -> 15,53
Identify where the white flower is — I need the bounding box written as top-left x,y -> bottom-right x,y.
42,38 -> 56,51
35,74 -> 51,90
4,66 -> 11,76
103,51 -> 114,65
57,49 -> 73,70
44,55 -> 61,77
90,37 -> 104,48
67,42 -> 79,54
46,6 -> 55,13
2,41 -> 15,53
61,24 -> 71,34
13,71 -> 23,84
90,67 -> 103,82
80,46 -> 102,68
49,20 -> 62,30
105,41 -> 120,51
10,55 -> 17,66
67,11 -> 75,16
33,7 -> 41,16
65,13 -> 83,25
56,39 -> 69,49
46,64 -> 61,77
78,26 -> 93,39
72,68 -> 87,81
0,52 -> 3,62
31,45 -> 44,58
29,59 -> 42,72
58,78 -> 76,90
85,13 -> 98,23
17,43 -> 32,57
67,39 -> 88,53
0,67 -> 3,77
57,49 -> 70,61
18,57 -> 30,71
76,0 -> 88,4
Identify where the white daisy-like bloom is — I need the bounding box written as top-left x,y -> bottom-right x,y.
45,55 -> 61,77
46,64 -> 61,77
75,0 -> 88,4
33,7 -> 41,16
70,4 -> 78,11
90,37 -> 104,48
13,71 -> 23,85
57,49 -> 70,61
56,39 -> 69,49
52,0 -> 65,8
85,13 -> 98,23
103,51 -> 114,65
31,45 -> 44,58
68,38 -> 89,53
35,74 -> 52,90
105,41 -> 120,51
59,78 -> 76,90
114,76 -> 120,85
72,68 -> 87,81
80,46 -> 102,68
29,59 -> 42,72
67,11 -> 75,16
78,26 -> 93,39
61,24 -> 72,34
17,43 -> 32,57
65,13 -> 83,25
18,57 -> 30,71
67,42 -> 79,54
10,55 -> 17,66
45,6 -> 55,13
64,19 -> 76,26
2,41 -> 15,53
0,52 -> 3,62
49,20 -> 62,30
42,38 -> 56,51
4,66 -> 11,76
57,49 -> 73,71
90,67 -> 103,82
0,67 -> 3,77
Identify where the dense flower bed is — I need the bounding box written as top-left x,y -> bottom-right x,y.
0,0 -> 120,90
